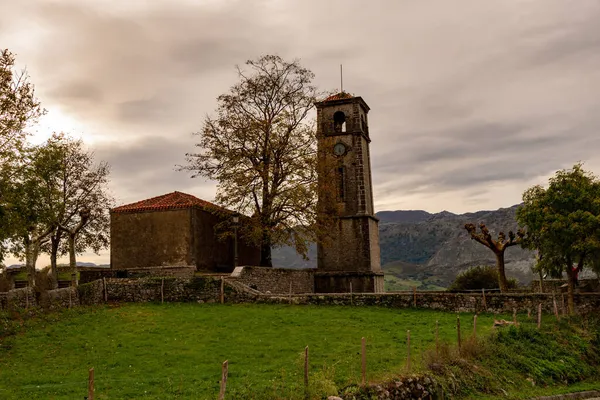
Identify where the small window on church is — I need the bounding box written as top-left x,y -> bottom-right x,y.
361,115 -> 366,132
333,111 -> 346,133
337,166 -> 346,201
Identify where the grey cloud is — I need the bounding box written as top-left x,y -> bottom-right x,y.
4,0 -> 600,214
94,135 -> 215,205
52,81 -> 104,103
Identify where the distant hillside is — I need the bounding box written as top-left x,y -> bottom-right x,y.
376,210 -> 433,224
272,204 -> 536,288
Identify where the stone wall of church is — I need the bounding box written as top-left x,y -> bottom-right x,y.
111,209 -> 193,269
110,208 -> 260,273
190,209 -> 260,272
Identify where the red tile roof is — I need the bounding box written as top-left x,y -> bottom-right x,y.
323,92 -> 354,102
111,191 -> 226,214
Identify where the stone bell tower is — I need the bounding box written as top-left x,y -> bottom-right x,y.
314,92 -> 384,293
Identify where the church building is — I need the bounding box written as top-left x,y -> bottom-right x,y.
110,191 -> 260,272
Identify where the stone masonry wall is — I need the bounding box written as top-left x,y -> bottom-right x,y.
2,275 -> 600,316
232,267 -> 314,294
79,266 -> 195,284
100,276 -> 257,304
5,287 -> 36,309
256,292 -> 600,315
45,287 -> 79,310
78,279 -> 105,305
340,374 -> 439,400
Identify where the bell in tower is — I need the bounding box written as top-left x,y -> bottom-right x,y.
314,92 -> 384,293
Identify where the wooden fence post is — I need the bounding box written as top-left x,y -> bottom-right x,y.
219,360 -> 228,400
220,277 -> 224,304
537,303 -> 542,329
304,346 -> 309,399
289,281 -> 293,304
350,282 -> 353,306
473,314 -> 477,338
513,308 -> 517,325
482,288 -> 487,311
456,315 -> 461,355
88,367 -> 94,400
561,293 -> 566,316
161,278 -> 164,304
406,330 -> 411,372
361,337 -> 366,386
435,320 -> 439,358
553,295 -> 559,320
527,308 -> 531,319
103,277 -> 108,302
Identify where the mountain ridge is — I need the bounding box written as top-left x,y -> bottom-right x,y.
272,204 -> 536,288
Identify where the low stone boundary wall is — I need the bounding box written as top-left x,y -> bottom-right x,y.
45,287 -> 79,310
78,279 -> 104,305
231,266 -> 314,294
76,276 -> 258,305
2,275 -> 600,315
340,374 -> 439,400
6,287 -> 35,309
256,292 -> 600,314
79,266 -> 196,284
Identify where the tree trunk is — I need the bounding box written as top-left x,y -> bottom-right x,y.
260,229 -> 272,267
495,251 -> 508,292
24,238 -> 36,288
69,233 -> 77,286
566,266 -> 576,315
49,233 -> 60,289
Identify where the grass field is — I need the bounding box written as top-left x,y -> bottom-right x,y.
0,303 -> 506,399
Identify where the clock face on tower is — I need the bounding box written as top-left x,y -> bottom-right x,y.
333,142 -> 346,156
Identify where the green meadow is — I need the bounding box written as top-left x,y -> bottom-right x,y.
0,303 -> 500,399
0,303 -> 598,399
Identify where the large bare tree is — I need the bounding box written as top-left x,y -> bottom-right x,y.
464,223 -> 524,292
182,55 -> 319,267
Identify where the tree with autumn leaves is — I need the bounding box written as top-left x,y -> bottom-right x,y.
183,55 -> 320,267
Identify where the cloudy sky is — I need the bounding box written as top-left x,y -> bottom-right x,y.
3,0 -> 600,265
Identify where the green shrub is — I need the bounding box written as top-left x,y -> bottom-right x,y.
448,265 -> 517,291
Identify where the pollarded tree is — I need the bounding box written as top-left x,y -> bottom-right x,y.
516,163 -> 600,314
464,223 -> 524,292
182,55 -> 319,267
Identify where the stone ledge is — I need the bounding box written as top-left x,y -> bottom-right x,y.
531,390 -> 600,400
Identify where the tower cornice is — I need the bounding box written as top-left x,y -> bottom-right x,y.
315,96 -> 370,112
